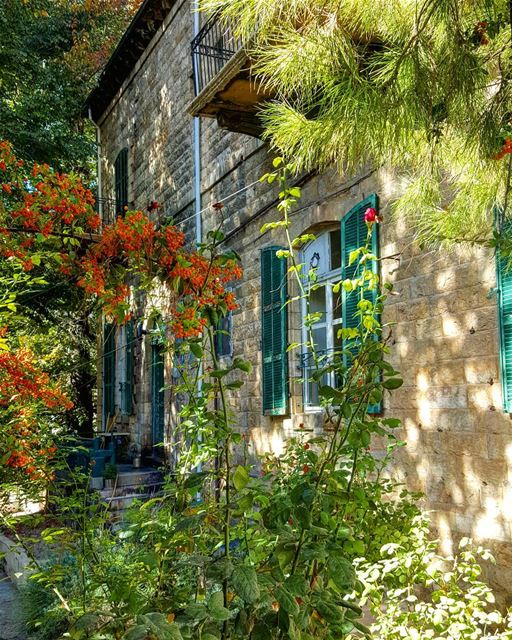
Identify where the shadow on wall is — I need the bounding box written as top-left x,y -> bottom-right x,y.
243,168 -> 512,602
378,198 -> 512,602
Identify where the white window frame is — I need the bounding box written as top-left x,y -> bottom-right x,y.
301,231 -> 342,412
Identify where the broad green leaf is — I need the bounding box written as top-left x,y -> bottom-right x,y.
284,575 -> 308,597
207,591 -> 231,621
382,377 -> 403,389
275,586 -> 300,616
231,565 -> 260,604
189,343 -> 203,358
328,557 -> 355,591
314,600 -> 343,624
122,625 -> 149,640
233,465 -> 250,491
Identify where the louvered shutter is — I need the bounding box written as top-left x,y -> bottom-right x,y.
497,253 -> 512,412
215,313 -> 232,358
121,319 -> 134,415
103,322 -> 116,425
261,246 -> 289,415
114,148 -> 128,216
341,194 -> 381,413
151,342 -> 165,445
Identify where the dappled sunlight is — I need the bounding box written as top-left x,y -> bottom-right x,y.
250,423 -> 286,458
376,167 -> 512,600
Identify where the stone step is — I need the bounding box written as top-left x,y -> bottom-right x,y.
101,491 -> 164,514
115,469 -> 163,487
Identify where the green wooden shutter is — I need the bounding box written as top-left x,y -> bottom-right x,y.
261,246 -> 289,415
114,148 -> 128,216
151,341 -> 165,445
497,252 -> 512,412
215,313 -> 232,358
121,319 -> 134,415
341,194 -> 381,413
103,322 -> 116,426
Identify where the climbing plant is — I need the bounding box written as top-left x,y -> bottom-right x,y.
2,146 -> 511,639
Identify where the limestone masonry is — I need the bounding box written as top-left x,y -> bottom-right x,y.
88,0 -> 512,601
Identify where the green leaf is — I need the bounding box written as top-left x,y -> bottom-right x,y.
382,417 -> 401,428
190,342 -> 203,358
353,620 -> 372,637
328,557 -> 355,591
276,546 -> 295,570
184,604 -> 208,621
369,388 -> 382,404
226,380 -> 244,390
294,505 -> 311,529
348,249 -> 361,266
231,565 -> 260,604
314,600 -> 343,624
123,625 -> 149,640
233,465 -> 250,491
382,378 -> 403,389
275,586 -> 300,616
208,591 -> 231,621
284,575 -> 308,597
251,624 -> 272,640
232,358 -> 252,373
72,613 -> 100,633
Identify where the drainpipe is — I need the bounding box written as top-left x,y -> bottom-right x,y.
193,8 -> 202,248
88,107 -> 103,220
87,107 -> 106,435
193,4 -> 203,478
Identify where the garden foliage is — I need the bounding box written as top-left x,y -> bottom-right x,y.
2,159 -> 511,639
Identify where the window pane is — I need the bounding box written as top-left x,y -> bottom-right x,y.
309,285 -> 326,318
330,230 -> 341,271
333,288 -> 342,322
312,327 -> 327,353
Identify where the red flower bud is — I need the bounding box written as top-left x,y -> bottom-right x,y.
303,464 -> 310,474
363,207 -> 378,224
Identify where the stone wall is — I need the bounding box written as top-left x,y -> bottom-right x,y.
96,0 -> 512,599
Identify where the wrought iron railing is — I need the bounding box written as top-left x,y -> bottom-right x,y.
94,197 -> 118,227
191,12 -> 244,95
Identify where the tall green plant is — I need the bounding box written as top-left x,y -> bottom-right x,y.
7,164 -> 419,640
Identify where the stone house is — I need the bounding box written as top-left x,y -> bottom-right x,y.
86,0 -> 512,595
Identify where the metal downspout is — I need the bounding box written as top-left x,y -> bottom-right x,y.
193,4 -> 203,476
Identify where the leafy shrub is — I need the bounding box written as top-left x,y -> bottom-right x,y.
350,515 -> 512,639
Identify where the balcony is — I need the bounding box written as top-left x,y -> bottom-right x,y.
189,13 -> 271,137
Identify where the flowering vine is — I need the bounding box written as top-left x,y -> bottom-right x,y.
0,328 -> 72,483
0,139 -> 242,481
0,140 -> 242,334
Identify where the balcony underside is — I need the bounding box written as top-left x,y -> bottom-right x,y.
188,49 -> 270,138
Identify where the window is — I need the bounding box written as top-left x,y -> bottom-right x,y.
301,195 -> 380,412
497,249 -> 512,412
120,319 -> 134,415
301,230 -> 342,409
114,148 -> 128,216
261,246 -> 289,415
103,322 -> 116,427
215,312 -> 232,358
